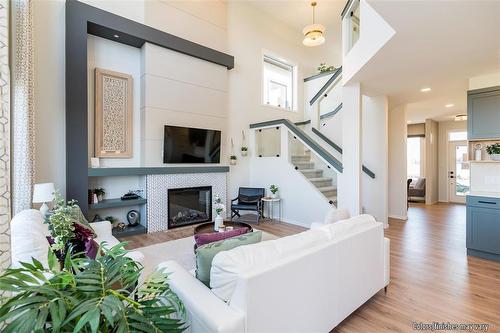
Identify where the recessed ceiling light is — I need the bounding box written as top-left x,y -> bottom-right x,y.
445,103 -> 454,108
113,34 -> 120,38
420,87 -> 431,92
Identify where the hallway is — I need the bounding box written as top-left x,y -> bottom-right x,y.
334,203 -> 500,332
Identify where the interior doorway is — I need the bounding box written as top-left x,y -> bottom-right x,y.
448,139 -> 469,204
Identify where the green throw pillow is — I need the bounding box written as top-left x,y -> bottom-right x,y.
195,231 -> 262,287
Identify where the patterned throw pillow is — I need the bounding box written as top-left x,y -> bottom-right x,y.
195,231 -> 262,287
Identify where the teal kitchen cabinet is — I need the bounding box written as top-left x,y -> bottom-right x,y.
467,86 -> 500,140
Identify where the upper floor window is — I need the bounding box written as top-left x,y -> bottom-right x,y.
344,0 -> 360,54
262,54 -> 296,111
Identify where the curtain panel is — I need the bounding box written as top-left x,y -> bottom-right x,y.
12,0 -> 35,215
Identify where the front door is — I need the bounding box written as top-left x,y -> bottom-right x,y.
448,141 -> 469,203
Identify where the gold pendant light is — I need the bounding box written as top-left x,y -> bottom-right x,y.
303,2 -> 325,47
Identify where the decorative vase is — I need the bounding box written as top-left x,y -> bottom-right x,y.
241,150 -> 248,157
97,194 -> 104,202
214,214 -> 224,231
230,159 -> 237,165
490,154 -> 500,161
271,192 -> 277,199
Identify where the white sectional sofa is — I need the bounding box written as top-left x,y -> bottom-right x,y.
10,209 -> 144,268
158,214 -> 390,333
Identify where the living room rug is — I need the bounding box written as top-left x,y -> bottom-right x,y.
136,230 -> 278,277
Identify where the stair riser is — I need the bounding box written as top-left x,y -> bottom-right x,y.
311,180 -> 333,187
291,156 -> 311,163
295,163 -> 314,170
301,171 -> 323,178
321,190 -> 337,197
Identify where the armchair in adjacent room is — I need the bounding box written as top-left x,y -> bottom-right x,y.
231,187 -> 265,223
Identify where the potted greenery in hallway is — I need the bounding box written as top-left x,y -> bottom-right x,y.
486,143 -> 500,161
0,243 -> 187,332
270,184 -> 279,198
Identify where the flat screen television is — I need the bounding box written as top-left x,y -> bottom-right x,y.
163,125 -> 221,164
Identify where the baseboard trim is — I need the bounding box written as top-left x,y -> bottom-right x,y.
388,214 -> 408,221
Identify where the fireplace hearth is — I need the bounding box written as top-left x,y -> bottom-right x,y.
168,186 -> 212,229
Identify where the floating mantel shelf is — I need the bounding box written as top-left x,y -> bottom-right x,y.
88,166 -> 230,177
112,224 -> 147,238
89,197 -> 147,210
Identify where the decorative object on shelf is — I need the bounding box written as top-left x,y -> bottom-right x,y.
115,221 -> 126,231
486,143 -> 500,161
127,209 -> 141,227
270,184 -> 279,198
90,157 -> 100,168
105,215 -> 119,226
94,187 -> 105,202
213,194 -> 225,231
474,143 -> 483,161
317,63 -> 335,73
0,244 -> 186,332
121,189 -> 143,200
32,183 -> 55,215
91,214 -> 103,222
230,155 -> 237,165
94,68 -> 133,158
241,130 -> 248,156
303,2 -> 325,47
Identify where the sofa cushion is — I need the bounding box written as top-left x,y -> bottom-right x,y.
323,208 -> 350,225
319,214 -> 377,240
195,231 -> 262,287
11,209 -> 50,268
194,228 -> 249,249
210,229 -> 329,302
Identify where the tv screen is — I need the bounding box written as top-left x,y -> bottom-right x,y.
163,125 -> 221,164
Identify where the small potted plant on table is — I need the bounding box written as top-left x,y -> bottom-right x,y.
270,184 -> 279,198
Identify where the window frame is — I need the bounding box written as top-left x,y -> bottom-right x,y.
261,50 -> 298,112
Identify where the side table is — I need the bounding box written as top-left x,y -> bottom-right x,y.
261,197 -> 281,222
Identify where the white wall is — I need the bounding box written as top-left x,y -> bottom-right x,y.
437,120 -> 466,202
361,95 -> 388,226
424,119 -> 439,205
388,104 -> 407,220
225,2 -> 331,204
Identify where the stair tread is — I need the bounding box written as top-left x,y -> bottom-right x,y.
318,186 -> 337,191
308,177 -> 332,182
300,168 -> 321,172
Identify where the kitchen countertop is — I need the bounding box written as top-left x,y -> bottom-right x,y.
467,191 -> 500,199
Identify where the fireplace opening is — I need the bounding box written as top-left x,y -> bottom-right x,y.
168,186 -> 212,229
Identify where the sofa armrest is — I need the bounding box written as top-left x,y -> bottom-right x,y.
91,221 -> 113,238
157,261 -> 245,333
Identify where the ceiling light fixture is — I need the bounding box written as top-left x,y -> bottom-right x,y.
445,103 -> 454,108
420,87 -> 431,92
455,114 -> 467,121
303,2 -> 325,47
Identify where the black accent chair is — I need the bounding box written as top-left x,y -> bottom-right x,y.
231,187 -> 265,224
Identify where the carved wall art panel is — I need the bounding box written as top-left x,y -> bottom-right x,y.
95,68 -> 133,158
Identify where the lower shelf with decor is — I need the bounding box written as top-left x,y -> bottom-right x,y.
112,224 -> 147,238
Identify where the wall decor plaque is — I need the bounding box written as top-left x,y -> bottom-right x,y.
95,68 -> 133,158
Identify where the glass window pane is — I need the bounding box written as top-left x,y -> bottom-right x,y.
407,137 -> 421,178
263,55 -> 295,110
455,145 -> 470,196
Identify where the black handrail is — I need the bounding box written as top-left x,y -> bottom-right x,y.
249,119 -> 343,173
309,66 -> 342,106
311,127 -> 376,179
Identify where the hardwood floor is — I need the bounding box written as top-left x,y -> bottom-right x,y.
121,204 -> 500,332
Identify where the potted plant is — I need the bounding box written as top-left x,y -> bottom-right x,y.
486,143 -> 500,161
317,63 -> 335,73
94,187 -> 105,202
241,130 -> 248,156
241,146 -> 248,156
270,184 -> 279,198
0,243 -> 187,332
213,194 -> 225,231
230,155 -> 237,165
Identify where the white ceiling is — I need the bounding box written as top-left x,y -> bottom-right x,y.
245,1 -> 345,66
356,0 -> 500,123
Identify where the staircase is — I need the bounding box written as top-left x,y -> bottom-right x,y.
291,150 -> 338,205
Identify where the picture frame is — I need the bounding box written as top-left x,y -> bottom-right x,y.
94,68 -> 133,158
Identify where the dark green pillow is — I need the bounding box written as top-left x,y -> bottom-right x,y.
195,231 -> 262,287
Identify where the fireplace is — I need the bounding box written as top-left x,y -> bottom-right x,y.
168,186 -> 212,229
